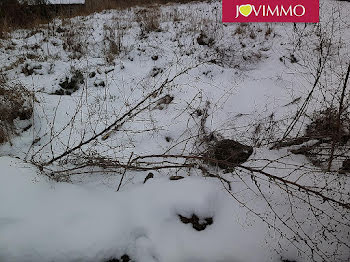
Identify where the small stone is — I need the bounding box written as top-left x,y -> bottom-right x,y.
150,67 -> 163,77
178,214 -> 214,231
206,139 -> 253,169
169,176 -> 184,180
197,32 -> 214,46
143,172 -> 154,184
339,159 -> 350,173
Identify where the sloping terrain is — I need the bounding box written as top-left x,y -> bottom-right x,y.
0,0 -> 350,261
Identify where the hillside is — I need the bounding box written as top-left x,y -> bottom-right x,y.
0,0 -> 350,261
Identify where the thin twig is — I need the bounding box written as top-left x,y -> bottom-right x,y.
117,152 -> 133,191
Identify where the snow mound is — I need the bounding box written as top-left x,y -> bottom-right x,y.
0,156 -> 275,262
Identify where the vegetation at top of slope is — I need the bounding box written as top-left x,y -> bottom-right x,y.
0,0 -> 205,37
0,76 -> 33,144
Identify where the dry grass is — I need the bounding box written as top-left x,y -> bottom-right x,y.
135,7 -> 162,35
103,24 -> 125,64
0,0 -> 199,36
0,78 -> 33,144
306,107 -> 350,139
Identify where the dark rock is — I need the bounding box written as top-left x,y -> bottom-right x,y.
290,54 -> 298,63
57,70 -> 84,95
207,139 -> 253,169
105,254 -> 131,262
204,217 -> 213,225
169,176 -> 184,180
197,32 -> 214,46
281,259 -> 297,262
143,172 -> 154,184
89,71 -> 96,78
22,63 -> 42,76
120,255 -> 131,262
195,109 -> 203,116
150,67 -> 163,77
151,55 -> 158,61
54,89 -> 64,95
56,27 -> 66,33
339,159 -> 350,173
19,110 -> 32,120
178,214 -> 213,231
94,80 -> 105,87
158,95 -> 173,105
153,95 -> 174,110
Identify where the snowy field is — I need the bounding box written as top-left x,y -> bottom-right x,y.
0,0 -> 350,261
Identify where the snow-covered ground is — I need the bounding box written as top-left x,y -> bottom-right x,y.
0,0 -> 350,261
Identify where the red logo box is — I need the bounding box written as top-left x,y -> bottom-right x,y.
223,0 -> 319,23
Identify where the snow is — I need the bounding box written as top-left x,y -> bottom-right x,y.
0,0 -> 350,261
0,156 -> 275,262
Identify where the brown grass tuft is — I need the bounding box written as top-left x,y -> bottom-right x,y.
135,7 -> 162,35
0,78 -> 33,144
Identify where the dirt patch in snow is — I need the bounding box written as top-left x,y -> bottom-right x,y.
205,139 -> 253,169
178,214 -> 213,231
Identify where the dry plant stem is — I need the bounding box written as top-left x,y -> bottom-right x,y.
43,65 -> 199,166
238,164 -> 350,210
117,152 -> 133,191
327,62 -> 350,171
277,58 -> 324,146
132,154 -> 350,210
222,181 -> 315,262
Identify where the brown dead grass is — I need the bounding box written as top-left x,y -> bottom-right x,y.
135,7 -> 162,35
0,79 -> 33,144
306,107 -> 350,140
0,0 -> 201,36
